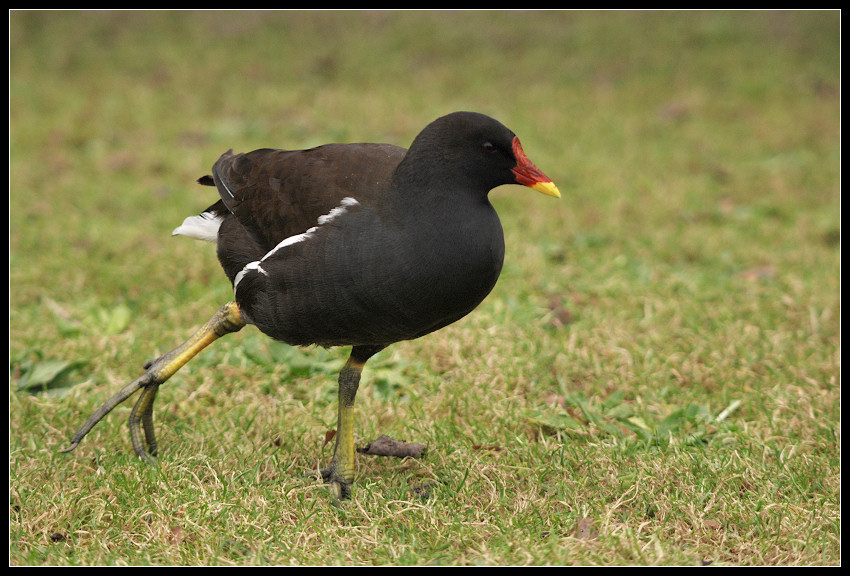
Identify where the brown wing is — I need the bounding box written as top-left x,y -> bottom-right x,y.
196,143 -> 405,285
201,144 -> 406,251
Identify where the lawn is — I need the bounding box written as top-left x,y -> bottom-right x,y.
9,10 -> 840,565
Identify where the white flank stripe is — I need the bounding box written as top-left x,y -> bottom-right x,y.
318,196 -> 359,225
172,212 -> 222,243
232,197 -> 361,296
261,226 -> 319,262
257,197 -> 360,262
233,261 -> 267,295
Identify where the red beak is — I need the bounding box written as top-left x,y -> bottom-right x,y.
511,137 -> 560,198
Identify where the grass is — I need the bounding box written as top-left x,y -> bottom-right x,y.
10,10 -> 840,565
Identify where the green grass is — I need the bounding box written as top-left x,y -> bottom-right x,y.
10,10 -> 839,565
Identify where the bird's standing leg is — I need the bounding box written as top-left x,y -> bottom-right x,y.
322,344 -> 385,499
61,301 -> 246,461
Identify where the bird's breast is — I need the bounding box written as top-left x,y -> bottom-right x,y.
238,200 -> 505,348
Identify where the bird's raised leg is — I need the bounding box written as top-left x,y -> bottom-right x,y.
321,344 -> 385,499
61,301 -> 246,462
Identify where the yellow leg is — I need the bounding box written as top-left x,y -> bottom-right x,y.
322,345 -> 384,499
61,301 -> 245,461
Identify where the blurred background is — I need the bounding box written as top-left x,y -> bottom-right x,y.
11,10 -> 840,333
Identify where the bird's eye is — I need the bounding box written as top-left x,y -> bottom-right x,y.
482,142 -> 496,154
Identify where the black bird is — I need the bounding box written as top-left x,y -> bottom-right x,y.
62,111 -> 560,499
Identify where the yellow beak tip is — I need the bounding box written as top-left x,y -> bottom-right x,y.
532,181 -> 561,198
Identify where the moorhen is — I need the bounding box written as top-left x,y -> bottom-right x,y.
62,111 -> 560,499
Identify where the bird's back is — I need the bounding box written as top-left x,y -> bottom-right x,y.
201,143 -> 407,283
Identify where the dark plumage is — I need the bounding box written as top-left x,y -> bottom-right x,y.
63,111 -> 560,499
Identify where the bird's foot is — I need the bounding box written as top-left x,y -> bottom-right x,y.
61,302 -> 245,459
319,464 -> 353,500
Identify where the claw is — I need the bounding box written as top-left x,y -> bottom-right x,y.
61,302 -> 245,459
129,383 -> 160,461
59,375 -> 156,455
319,464 -> 352,500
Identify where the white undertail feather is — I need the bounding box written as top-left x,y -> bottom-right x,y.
172,211 -> 222,243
